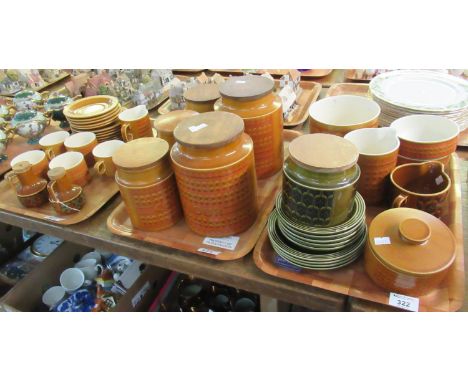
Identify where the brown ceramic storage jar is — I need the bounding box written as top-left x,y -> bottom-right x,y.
112,137 -> 182,231
184,83 -> 220,113
215,75 -> 283,179
364,207 -> 456,296
171,111 -> 258,237
153,110 -> 199,148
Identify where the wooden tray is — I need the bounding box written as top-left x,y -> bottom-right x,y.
107,130 -> 302,261
0,123 -> 64,177
0,169 -> 119,225
327,83 -> 370,98
253,154 -> 464,312
156,78 -> 321,127
344,70 -> 376,82
208,69 -> 334,78
0,72 -> 70,97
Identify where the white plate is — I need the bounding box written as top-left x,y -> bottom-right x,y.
370,70 -> 468,112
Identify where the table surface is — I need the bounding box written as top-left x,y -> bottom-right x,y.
0,69 -> 466,312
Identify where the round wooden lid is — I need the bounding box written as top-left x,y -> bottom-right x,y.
369,208 -> 455,275
184,83 -> 220,103
12,161 -> 32,174
288,133 -> 359,172
112,137 -> 169,170
153,110 -> 199,133
47,167 -> 66,180
174,111 -> 244,149
219,75 -> 274,101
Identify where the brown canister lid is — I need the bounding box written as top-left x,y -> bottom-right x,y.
153,110 -> 199,133
368,208 -> 455,275
174,111 -> 244,149
288,133 -> 359,173
184,83 -> 220,103
112,137 -> 169,170
218,75 -> 274,101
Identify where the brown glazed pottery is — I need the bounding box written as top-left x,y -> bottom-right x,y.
118,105 -> 153,142
47,167 -> 85,215
112,137 -> 182,231
390,161 -> 451,218
215,75 -> 283,179
171,111 -> 258,237
184,83 -> 220,113
391,115 -> 459,163
152,110 -> 199,148
344,128 -> 399,205
365,207 -> 455,296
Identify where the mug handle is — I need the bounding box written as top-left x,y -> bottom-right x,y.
121,123 -> 133,142
94,160 -> 106,176
392,194 -> 408,208
47,180 -> 59,203
45,148 -> 55,160
4,171 -> 19,191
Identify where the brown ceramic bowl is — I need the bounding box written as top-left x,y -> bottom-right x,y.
391,115 -> 459,161
308,95 -> 380,136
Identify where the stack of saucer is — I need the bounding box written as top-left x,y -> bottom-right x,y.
369,70 -> 468,131
64,96 -> 122,142
268,192 -> 367,270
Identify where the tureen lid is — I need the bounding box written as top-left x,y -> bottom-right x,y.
112,137 -> 169,170
153,110 -> 199,133
174,111 -> 244,149
368,208 -> 455,275
288,133 -> 359,173
184,83 -> 220,103
219,75 -> 274,101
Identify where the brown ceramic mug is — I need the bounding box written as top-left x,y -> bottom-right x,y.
344,127 -> 399,205
390,161 -> 451,218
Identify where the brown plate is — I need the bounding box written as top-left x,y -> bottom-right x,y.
0,123 -> 63,176
253,153 -> 464,312
327,83 -> 370,98
106,130 -> 302,261
0,169 -> 119,225
64,96 -> 119,119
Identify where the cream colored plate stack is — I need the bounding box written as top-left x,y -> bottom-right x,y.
370,70 -> 468,131
64,95 -> 123,142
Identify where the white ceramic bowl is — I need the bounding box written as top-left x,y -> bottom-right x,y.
308,95 -> 381,136
344,127 -> 400,156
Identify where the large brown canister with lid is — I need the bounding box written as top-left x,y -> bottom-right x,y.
365,207 -> 456,296
112,137 -> 182,231
171,111 -> 258,237
215,75 -> 283,179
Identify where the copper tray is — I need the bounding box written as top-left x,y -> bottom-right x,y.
327,83 -> 370,98
0,123 -> 64,177
107,130 -> 302,261
0,169 -> 119,225
0,72 -> 70,97
157,79 -> 321,127
253,154 -> 464,312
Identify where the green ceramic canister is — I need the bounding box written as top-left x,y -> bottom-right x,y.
283,133 -> 360,227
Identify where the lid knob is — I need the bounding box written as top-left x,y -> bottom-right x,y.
399,218 -> 431,245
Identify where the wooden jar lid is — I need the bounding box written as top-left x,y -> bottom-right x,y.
288,133 -> 359,173
174,111 -> 244,149
153,110 -> 199,133
219,75 -> 274,101
112,137 -> 169,170
12,161 -> 32,173
184,83 -> 220,103
369,208 -> 455,275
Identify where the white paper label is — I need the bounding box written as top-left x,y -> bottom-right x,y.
202,236 -> 240,251
45,216 -> 65,222
197,247 -> 221,256
279,86 -> 297,112
374,237 -> 391,245
131,281 -> 151,308
435,175 -> 444,185
388,292 -> 419,312
188,123 -> 208,132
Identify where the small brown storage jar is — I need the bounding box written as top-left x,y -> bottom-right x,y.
215,75 -> 283,179
112,137 -> 182,231
171,111 -> 258,237
184,83 -> 220,113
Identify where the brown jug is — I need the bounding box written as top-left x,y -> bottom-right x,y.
47,167 -> 86,215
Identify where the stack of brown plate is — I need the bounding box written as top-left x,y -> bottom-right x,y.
63,96 -> 122,142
